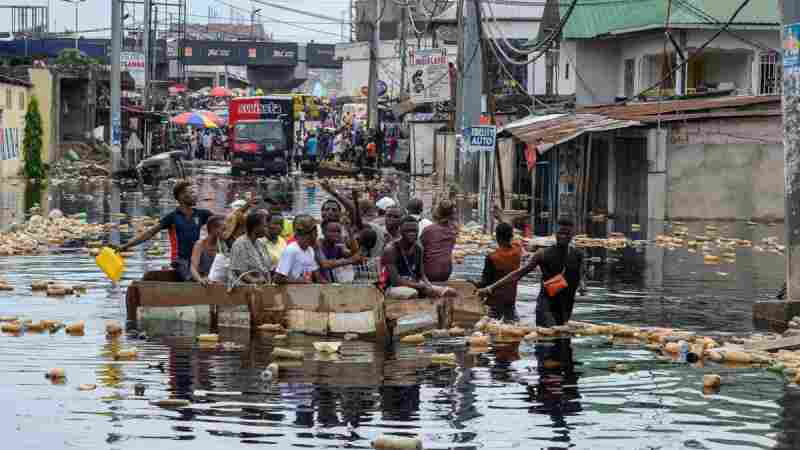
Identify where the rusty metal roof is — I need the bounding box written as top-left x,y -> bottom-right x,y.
578,95 -> 780,122
500,113 -> 641,152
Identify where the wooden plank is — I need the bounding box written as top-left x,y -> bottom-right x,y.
329,311 -> 376,334
320,285 -> 381,313
744,335 -> 800,352
284,285 -> 323,312
287,309 -> 328,334
384,298 -> 439,321
135,282 -> 251,307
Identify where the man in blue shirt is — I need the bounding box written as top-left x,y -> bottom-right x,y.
116,181 -> 213,281
305,132 -> 318,169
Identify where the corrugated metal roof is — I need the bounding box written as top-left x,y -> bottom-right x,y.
501,113 -> 641,151
562,0 -> 779,39
578,95 -> 780,121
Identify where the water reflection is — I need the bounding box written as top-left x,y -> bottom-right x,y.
529,338 -> 582,447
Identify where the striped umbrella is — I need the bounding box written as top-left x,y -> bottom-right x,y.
170,111 -> 219,128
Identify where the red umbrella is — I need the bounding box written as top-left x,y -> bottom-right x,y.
209,86 -> 233,97
168,84 -> 187,96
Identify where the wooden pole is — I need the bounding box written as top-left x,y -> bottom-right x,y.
583,134 -> 593,234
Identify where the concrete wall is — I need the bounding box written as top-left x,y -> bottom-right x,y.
0,81 -> 30,178
28,68 -> 57,164
574,39 -> 620,105
557,40 -> 576,96
666,116 -> 784,220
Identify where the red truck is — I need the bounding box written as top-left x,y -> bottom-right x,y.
228,95 -> 294,176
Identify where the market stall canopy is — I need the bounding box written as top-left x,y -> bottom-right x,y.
170,111 -> 220,128
499,113 -> 641,153
210,86 -> 233,97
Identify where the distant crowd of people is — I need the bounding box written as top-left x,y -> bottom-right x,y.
116,178 -> 585,326
186,128 -> 228,161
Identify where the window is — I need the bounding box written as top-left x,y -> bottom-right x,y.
564,62 -> 570,80
18,92 -> 24,111
760,52 -> 781,95
624,58 -> 635,98
5,89 -> 10,109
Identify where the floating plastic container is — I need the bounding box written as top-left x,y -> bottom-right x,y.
96,247 -> 125,282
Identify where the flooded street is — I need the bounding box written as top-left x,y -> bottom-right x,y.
0,170 -> 794,449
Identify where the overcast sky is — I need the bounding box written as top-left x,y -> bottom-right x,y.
0,0 -> 350,43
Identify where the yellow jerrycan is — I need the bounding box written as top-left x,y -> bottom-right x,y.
96,247 -> 125,282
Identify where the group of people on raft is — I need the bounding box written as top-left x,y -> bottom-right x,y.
114,179 -> 584,326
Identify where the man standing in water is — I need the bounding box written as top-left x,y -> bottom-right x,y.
478,217 -> 584,326
116,181 -> 213,281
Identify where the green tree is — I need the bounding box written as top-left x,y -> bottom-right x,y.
22,96 -> 45,180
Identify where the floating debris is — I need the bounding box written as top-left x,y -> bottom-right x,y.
703,374 -> 722,389
151,398 -> 190,409
313,342 -> 341,354
372,436 -> 422,450
272,347 -> 303,360
400,334 -> 425,345
45,368 -> 66,379
196,334 -> 219,343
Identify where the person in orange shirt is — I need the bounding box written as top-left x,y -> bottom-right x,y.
366,141 -> 377,168
474,222 -> 523,321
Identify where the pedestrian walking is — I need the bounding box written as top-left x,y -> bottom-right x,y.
478,217 -> 585,327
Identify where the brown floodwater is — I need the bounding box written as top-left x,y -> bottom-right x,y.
0,170 -> 792,449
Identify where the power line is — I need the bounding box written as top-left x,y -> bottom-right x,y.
248,0 -> 344,23
187,13 -> 342,23
211,0 -> 344,38
630,0 -> 752,101
672,0 -> 776,51
480,0 -> 578,62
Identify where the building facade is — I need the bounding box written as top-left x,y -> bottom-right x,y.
554,0 -> 780,105
0,72 -> 32,178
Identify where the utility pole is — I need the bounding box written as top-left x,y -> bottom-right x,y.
143,0 -> 152,111
455,0 -> 483,196
111,0 -> 122,172
250,8 -> 261,40
398,5 -> 407,98
348,0 -> 353,42
367,0 -> 381,130
783,1 -> 800,304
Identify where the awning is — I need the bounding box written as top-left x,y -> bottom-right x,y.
499,113 -> 641,152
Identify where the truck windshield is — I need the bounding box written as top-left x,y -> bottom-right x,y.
235,121 -> 286,148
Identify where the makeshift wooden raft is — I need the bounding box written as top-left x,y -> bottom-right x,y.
125,271 -> 485,345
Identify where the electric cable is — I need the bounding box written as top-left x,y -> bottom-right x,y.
630,0 -> 752,101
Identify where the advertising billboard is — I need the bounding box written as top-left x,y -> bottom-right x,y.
180,40 -> 297,66
306,43 -> 341,68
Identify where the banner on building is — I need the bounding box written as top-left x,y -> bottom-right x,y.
407,48 -> 451,104
0,128 -> 20,161
120,52 -> 145,88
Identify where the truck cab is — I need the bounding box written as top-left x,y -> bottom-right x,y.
228,96 -> 294,176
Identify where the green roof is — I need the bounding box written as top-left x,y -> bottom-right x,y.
561,0 -> 780,39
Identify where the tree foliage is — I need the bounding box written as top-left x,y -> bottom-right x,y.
22,96 -> 45,180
